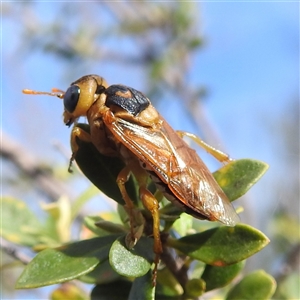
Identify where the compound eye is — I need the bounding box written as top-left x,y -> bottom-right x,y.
63,85 -> 80,113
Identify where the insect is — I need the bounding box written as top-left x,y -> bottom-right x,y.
23,75 -> 240,284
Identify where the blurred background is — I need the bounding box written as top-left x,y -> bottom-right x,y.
1,2 -> 299,299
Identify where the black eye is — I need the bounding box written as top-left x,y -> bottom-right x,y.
64,85 -> 80,113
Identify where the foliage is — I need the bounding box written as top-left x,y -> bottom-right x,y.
2,2 -> 298,299
1,137 -> 275,299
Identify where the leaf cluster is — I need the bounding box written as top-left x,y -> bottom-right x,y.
1,123 -> 276,299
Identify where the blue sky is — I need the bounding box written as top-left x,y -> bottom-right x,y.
1,2 -> 299,296
2,0 -> 298,220
2,0 -> 298,226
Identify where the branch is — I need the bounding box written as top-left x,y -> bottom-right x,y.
274,242 -> 300,284
1,130 -> 72,201
1,238 -> 32,265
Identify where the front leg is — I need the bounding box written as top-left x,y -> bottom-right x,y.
69,125 -> 93,172
70,124 -> 118,172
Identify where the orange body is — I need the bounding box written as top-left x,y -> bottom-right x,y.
23,74 -> 239,284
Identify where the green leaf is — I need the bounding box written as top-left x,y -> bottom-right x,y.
40,213 -> 62,247
83,215 -> 110,236
72,123 -> 137,205
91,280 -> 131,300
95,220 -> 128,234
201,261 -> 245,291
16,235 -> 120,288
84,216 -> 126,236
185,278 -> 206,298
1,197 -> 43,247
71,185 -> 99,220
50,283 -> 88,300
274,272 -> 300,300
128,271 -> 155,300
156,266 -> 184,297
168,224 -> 269,265
109,236 -> 153,278
213,159 -> 269,201
40,196 -> 72,244
172,213 -> 193,236
80,259 -> 120,284
226,270 -> 276,300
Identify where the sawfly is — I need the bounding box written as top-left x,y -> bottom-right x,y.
23,75 -> 240,284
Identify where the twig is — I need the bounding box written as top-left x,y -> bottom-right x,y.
161,245 -> 189,288
1,130 -> 72,202
0,238 -> 32,265
274,242 -> 300,284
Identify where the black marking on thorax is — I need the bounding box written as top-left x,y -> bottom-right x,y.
105,85 -> 150,116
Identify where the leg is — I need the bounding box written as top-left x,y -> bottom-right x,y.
127,162 -> 163,285
69,126 -> 93,172
118,161 -> 162,285
69,124 -> 118,172
116,166 -> 145,248
139,187 -> 162,286
176,130 -> 233,163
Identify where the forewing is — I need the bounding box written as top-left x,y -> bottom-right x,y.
105,113 -> 239,226
104,114 -> 176,182
169,158 -> 240,226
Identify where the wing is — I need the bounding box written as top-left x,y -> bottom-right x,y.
104,111 -> 239,226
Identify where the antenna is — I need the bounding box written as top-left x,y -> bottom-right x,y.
22,89 -> 64,99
